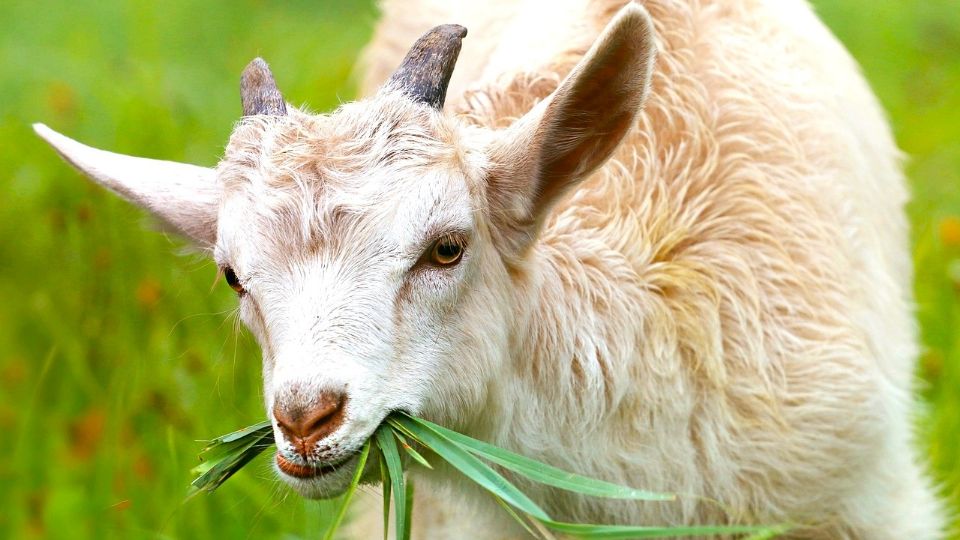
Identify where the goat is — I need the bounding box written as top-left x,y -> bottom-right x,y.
35,0 -> 942,537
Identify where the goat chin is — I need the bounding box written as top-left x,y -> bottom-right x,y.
275,452 -> 363,500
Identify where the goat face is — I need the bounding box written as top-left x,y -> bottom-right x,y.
214,98 -> 510,497
34,4 -> 656,498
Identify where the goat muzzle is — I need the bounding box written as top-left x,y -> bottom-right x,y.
273,390 -> 347,459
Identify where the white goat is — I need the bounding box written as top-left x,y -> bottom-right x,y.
35,0 -> 942,538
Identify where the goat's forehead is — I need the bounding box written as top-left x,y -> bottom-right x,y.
213,96 -> 486,265
215,169 -> 474,273
220,96 -> 463,184
215,115 -> 478,265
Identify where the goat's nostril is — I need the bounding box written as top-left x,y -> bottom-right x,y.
306,399 -> 341,435
273,391 -> 348,456
273,412 -> 297,442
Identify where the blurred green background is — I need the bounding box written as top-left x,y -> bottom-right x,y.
0,0 -> 957,538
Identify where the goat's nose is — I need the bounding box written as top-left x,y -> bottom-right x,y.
273,391 -> 347,458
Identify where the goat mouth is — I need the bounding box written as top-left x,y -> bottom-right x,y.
275,452 -> 354,479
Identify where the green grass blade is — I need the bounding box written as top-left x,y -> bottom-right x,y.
322,441 -> 371,540
189,416 -> 785,540
399,414 -> 673,502
401,479 -> 415,540
540,521 -> 783,539
188,431 -> 274,496
193,438 -> 268,470
492,495 -> 545,539
194,421 -> 273,462
377,425 -> 408,540
393,430 -> 433,469
742,524 -> 791,539
380,450 -> 391,540
212,421 -> 274,444
389,417 -> 551,521
189,419 -> 276,496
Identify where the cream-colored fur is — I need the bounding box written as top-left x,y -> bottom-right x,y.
357,0 -> 942,538
35,0 -> 943,538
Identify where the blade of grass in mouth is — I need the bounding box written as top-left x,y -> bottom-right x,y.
188,415 -> 787,539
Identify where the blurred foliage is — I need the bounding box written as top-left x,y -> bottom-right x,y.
0,0 -> 957,538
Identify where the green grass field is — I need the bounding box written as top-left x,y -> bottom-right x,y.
0,1 -> 957,538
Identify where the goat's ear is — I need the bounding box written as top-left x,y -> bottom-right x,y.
34,123 -> 220,249
487,4 -> 656,257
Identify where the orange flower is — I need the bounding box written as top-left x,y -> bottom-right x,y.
135,278 -> 162,310
919,349 -> 943,381
68,408 -> 106,461
939,216 -> 960,248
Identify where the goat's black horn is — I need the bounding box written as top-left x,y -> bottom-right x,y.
240,58 -> 287,116
385,24 -> 467,109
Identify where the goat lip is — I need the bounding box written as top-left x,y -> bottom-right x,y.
275,453 -> 350,479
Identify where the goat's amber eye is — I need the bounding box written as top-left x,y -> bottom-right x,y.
429,238 -> 464,267
223,267 -> 244,294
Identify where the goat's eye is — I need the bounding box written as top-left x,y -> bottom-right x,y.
223,267 -> 245,295
429,237 -> 464,267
